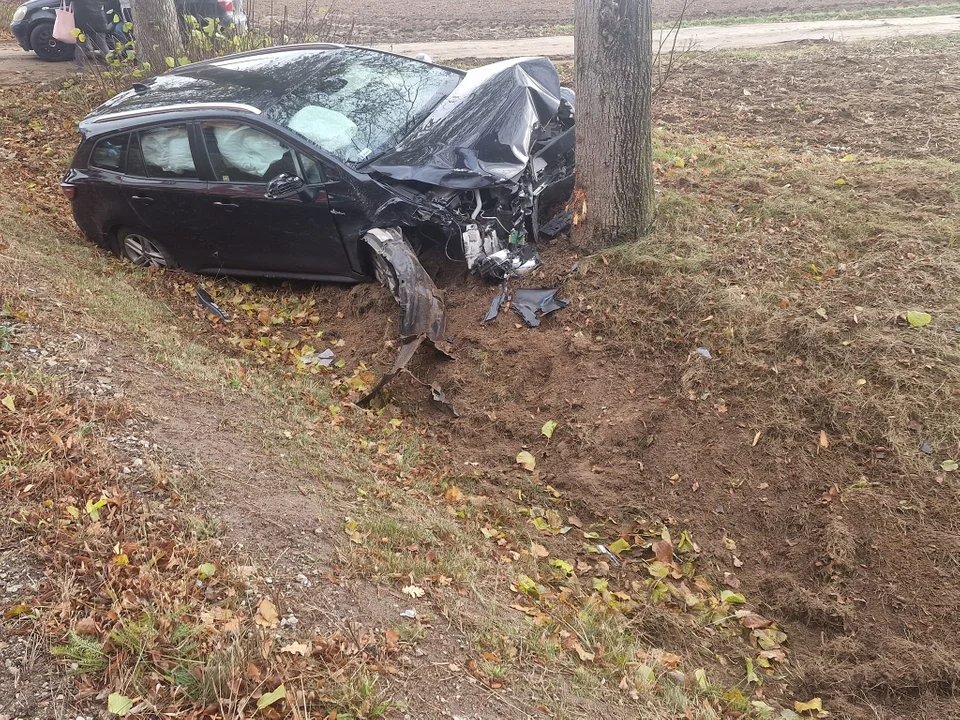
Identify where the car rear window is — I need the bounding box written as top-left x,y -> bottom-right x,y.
89,134 -> 127,171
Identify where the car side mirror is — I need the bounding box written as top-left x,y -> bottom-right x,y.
265,173 -> 307,200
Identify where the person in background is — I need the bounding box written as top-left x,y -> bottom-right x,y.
73,0 -> 110,67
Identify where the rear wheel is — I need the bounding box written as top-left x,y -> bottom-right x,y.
114,227 -> 177,268
30,22 -> 75,62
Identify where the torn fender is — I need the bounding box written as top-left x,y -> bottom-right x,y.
358,227 -> 449,406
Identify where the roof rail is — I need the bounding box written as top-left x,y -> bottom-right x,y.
168,42 -> 345,72
91,102 -> 262,123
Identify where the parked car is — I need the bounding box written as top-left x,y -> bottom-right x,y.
63,44 -> 575,283
10,0 -> 247,62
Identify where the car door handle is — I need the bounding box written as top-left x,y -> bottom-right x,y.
213,201 -> 239,209
130,195 -> 154,205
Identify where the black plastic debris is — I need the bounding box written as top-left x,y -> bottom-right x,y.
510,288 -> 570,328
483,289 -> 508,323
539,210 -> 573,239
920,441 -> 934,455
196,287 -> 229,320
430,383 -> 460,417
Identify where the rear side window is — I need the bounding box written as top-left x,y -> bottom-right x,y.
138,124 -> 199,179
89,134 -> 127,171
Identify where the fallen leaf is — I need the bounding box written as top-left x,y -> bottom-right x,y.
573,643 -> 595,662
738,613 -> 772,629
444,486 -> 464,503
720,590 -> 746,604
567,515 -> 583,528
516,450 -> 536,472
75,617 -> 98,635
652,540 -> 673,564
257,685 -> 287,710
530,542 -> 549,559
402,584 -> 425,599
1,394 -> 15,412
795,698 -> 824,714
541,420 -> 558,438
941,460 -> 958,472
107,693 -> 133,717
819,430 -> 830,449
279,642 -> 310,656
907,311 -> 932,328
198,562 -> 216,579
255,598 -> 279,628
751,430 -> 761,447
608,537 -> 631,555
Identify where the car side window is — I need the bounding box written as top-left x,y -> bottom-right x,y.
201,122 -> 298,183
89,134 -> 127,172
138,124 -> 199,179
298,153 -> 324,185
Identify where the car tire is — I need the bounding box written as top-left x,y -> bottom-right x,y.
114,227 -> 177,269
30,22 -> 76,62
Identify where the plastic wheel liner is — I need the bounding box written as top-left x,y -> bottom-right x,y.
358,227 -> 450,406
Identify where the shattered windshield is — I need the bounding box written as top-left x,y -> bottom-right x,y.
264,49 -> 461,166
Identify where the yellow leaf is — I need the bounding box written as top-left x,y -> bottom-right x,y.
1,395 -> 15,412
795,698 -> 824,714
608,538 -> 631,554
516,450 -> 536,472
256,684 -> 286,710
541,420 -> 558,438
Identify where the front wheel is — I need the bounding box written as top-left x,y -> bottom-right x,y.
30,22 -> 75,62
114,227 -> 177,268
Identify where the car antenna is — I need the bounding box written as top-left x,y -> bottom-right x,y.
132,82 -> 149,94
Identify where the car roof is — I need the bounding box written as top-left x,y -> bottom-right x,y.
80,44 -> 463,137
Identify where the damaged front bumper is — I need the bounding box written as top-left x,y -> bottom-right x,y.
358,227 -> 450,406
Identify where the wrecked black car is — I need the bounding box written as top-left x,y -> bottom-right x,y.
64,44 -> 575,281
63,44 -> 575,394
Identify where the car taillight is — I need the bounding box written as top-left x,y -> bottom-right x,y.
217,0 -> 234,11
60,183 -> 76,200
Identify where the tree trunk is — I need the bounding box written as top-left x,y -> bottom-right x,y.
131,0 -> 184,74
573,0 -> 655,252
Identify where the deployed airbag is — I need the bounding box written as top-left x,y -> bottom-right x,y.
213,124 -> 286,177
288,106 -> 358,154
140,127 -> 195,174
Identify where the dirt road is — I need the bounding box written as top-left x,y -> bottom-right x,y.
0,43 -> 67,86
376,14 -> 960,60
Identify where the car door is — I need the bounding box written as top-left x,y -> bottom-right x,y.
120,122 -> 212,271
197,120 -> 352,277
79,132 -> 142,249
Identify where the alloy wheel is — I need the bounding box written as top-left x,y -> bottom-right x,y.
122,234 -> 167,267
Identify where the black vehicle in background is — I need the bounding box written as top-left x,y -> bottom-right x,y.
10,0 -> 247,61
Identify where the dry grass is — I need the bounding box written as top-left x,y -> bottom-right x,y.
570,131 -> 960,477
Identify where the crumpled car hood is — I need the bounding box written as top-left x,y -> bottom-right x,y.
368,57 -> 563,189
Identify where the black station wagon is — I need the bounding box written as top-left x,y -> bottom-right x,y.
64,43 -> 575,279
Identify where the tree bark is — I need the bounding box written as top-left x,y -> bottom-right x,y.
131,0 -> 184,74
573,0 -> 655,252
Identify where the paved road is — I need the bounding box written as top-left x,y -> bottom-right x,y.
374,13 -> 960,60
